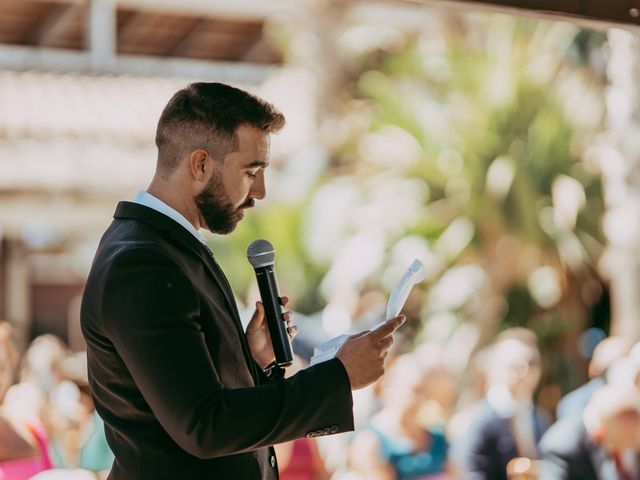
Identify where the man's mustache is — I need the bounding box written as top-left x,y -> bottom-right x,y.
240,198 -> 255,209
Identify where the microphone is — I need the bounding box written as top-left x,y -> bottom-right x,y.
246,239 -> 294,367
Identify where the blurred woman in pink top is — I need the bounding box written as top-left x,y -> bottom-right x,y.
0,323 -> 53,479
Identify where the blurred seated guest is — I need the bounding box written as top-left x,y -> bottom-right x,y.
19,334 -> 68,398
0,366 -> 53,479
46,353 -> 114,474
0,410 -> 53,480
414,343 -> 459,424
446,347 -> 491,445
556,336 -> 631,419
607,355 -> 640,390
348,354 -> 449,480
450,329 -> 550,480
607,341 -> 640,391
539,384 -> 640,479
275,438 -> 330,480
0,323 -> 18,401
275,355 -> 332,480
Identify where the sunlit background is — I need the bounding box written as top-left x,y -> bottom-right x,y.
2,0 -> 640,479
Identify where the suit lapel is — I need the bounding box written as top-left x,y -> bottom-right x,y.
113,201 -> 261,383
200,250 -> 261,383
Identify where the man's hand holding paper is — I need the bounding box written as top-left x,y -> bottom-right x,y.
310,259 -> 425,370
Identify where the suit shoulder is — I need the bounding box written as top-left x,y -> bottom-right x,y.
93,219 -> 183,274
539,416 -> 585,456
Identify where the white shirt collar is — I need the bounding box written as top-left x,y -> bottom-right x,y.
132,190 -> 206,244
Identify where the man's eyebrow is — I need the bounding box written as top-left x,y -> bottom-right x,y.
245,160 -> 269,168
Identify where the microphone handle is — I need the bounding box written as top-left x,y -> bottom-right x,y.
254,265 -> 294,367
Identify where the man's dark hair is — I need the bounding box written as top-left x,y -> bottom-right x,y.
155,82 -> 285,174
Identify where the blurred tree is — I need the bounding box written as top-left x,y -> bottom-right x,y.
304,9 -> 605,342
211,2 -> 609,398
596,28 -> 640,343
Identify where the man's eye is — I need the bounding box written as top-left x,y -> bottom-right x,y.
247,171 -> 258,178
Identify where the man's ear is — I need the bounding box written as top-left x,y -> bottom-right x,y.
189,149 -> 210,182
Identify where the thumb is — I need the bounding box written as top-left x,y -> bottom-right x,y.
247,301 -> 265,332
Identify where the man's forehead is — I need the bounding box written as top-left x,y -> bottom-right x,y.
236,124 -> 271,149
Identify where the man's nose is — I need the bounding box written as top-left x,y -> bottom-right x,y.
250,171 -> 266,200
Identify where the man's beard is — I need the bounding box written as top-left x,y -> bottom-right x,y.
195,171 -> 254,234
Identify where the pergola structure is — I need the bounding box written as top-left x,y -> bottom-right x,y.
1,0 -> 638,84
0,0 -> 287,82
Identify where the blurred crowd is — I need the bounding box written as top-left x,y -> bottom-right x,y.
0,323 -> 112,480
278,327 -> 640,480
0,319 -> 639,479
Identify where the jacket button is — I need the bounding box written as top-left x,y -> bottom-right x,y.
322,427 -> 331,435
330,425 -> 339,434
270,455 -> 276,468
306,431 -> 316,438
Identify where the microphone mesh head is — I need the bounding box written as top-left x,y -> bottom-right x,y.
247,239 -> 275,268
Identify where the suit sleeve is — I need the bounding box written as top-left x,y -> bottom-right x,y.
102,248 -> 354,459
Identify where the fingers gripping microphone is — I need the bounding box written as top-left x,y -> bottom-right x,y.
247,239 -> 294,367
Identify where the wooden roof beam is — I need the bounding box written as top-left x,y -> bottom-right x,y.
167,18 -> 211,57
417,0 -> 640,28
30,3 -> 82,46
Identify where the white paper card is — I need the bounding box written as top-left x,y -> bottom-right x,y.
309,259 -> 424,366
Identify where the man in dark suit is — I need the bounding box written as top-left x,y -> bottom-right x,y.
539,384 -> 640,480
451,329 -> 551,480
81,82 -> 404,479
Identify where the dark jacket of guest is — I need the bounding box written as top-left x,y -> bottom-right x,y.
81,202 -> 354,479
452,399 -> 550,480
539,415 -> 621,480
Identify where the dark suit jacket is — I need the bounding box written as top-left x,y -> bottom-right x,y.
80,202 -> 354,479
451,399 -> 550,480
539,415 -> 621,480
